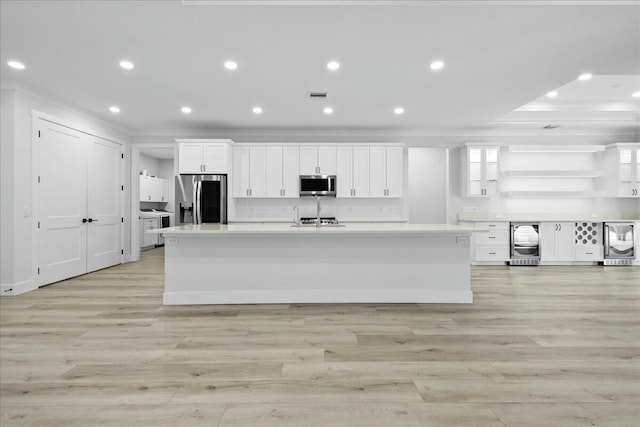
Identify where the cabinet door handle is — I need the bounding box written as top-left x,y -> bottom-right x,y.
353,189 -> 356,196
558,224 -> 561,231
489,252 -> 496,255
246,189 -> 249,196
489,236 -> 496,239
586,252 -> 593,255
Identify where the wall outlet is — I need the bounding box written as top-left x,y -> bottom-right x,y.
462,207 -> 478,213
166,237 -> 178,245
456,236 -> 470,245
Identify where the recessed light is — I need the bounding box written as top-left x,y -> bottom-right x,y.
327,61 -> 340,71
323,107 -> 333,115
252,106 -> 263,114
394,107 -> 405,115
632,91 -> 640,98
430,60 -> 445,71
109,106 -> 120,113
578,73 -> 592,81
7,60 -> 25,70
181,106 -> 192,114
119,60 -> 134,70
224,60 -> 238,70
546,91 -> 558,98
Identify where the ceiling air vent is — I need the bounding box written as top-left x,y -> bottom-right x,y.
308,92 -> 328,99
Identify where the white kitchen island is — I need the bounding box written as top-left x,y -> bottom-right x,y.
152,223 -> 476,305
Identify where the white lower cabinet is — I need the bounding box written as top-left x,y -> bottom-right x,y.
463,221 -> 509,264
141,218 -> 158,248
573,222 -> 603,262
540,222 -> 574,262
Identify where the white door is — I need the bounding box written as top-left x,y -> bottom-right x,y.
203,143 -> 228,174
483,147 -> 499,196
38,121 -> 88,285
178,143 -> 203,174
232,145 -> 250,197
282,146 -> 299,198
369,146 -> 387,197
540,223 -> 557,261
386,146 -> 403,197
318,146 -> 337,175
336,146 -> 353,197
353,146 -> 370,198
556,222 -> 574,261
86,136 -> 122,272
299,146 -> 318,174
265,146 -> 283,197
139,176 -> 152,201
249,146 -> 266,197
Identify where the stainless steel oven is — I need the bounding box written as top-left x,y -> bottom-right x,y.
510,223 -> 541,265
603,222 -> 635,265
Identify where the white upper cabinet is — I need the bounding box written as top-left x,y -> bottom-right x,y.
462,145 -> 500,197
233,145 -> 266,197
369,146 -> 404,198
139,175 -> 168,202
265,146 -> 284,198
300,146 -> 337,175
337,146 -> 370,198
605,143 -> 640,198
265,146 -> 300,198
281,146 -> 300,198
178,140 -> 230,174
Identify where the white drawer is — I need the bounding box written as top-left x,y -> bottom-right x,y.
475,222 -> 509,230
475,230 -> 510,246
574,246 -> 603,261
475,246 -> 510,262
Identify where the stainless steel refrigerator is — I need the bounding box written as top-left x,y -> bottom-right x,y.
175,174 -> 227,225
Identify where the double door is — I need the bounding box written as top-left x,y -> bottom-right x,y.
299,146 -> 337,175
464,146 -> 499,197
540,222 -> 574,262
337,146 -> 370,197
369,146 -> 403,197
38,120 -> 122,286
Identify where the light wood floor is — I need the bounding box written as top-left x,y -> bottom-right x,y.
1,247 -> 638,426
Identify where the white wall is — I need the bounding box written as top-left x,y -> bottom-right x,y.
0,88 -> 130,293
139,154 -> 160,177
408,147 -> 448,224
1,90 -> 16,289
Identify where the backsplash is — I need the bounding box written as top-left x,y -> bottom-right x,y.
233,197 -> 407,222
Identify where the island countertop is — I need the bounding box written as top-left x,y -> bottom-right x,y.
150,223 -> 478,235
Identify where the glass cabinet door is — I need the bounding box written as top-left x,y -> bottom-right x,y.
468,148 -> 483,196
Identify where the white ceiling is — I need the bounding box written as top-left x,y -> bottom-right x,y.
1,1 -> 638,134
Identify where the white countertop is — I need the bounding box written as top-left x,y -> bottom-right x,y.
458,212 -> 640,222
151,223 -> 477,235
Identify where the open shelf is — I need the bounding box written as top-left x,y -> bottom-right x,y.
502,145 -> 605,153
502,170 -> 604,178
501,191 -> 605,198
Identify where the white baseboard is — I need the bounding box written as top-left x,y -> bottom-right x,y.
163,289 -> 474,305
0,279 -> 37,296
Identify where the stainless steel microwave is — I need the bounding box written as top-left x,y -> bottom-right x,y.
299,175 -> 336,197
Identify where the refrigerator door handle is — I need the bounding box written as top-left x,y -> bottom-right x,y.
603,224 -> 610,257
194,180 -> 201,224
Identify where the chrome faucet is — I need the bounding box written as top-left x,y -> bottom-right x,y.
293,206 -> 300,225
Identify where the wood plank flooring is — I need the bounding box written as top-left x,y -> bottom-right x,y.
1,247 -> 639,426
